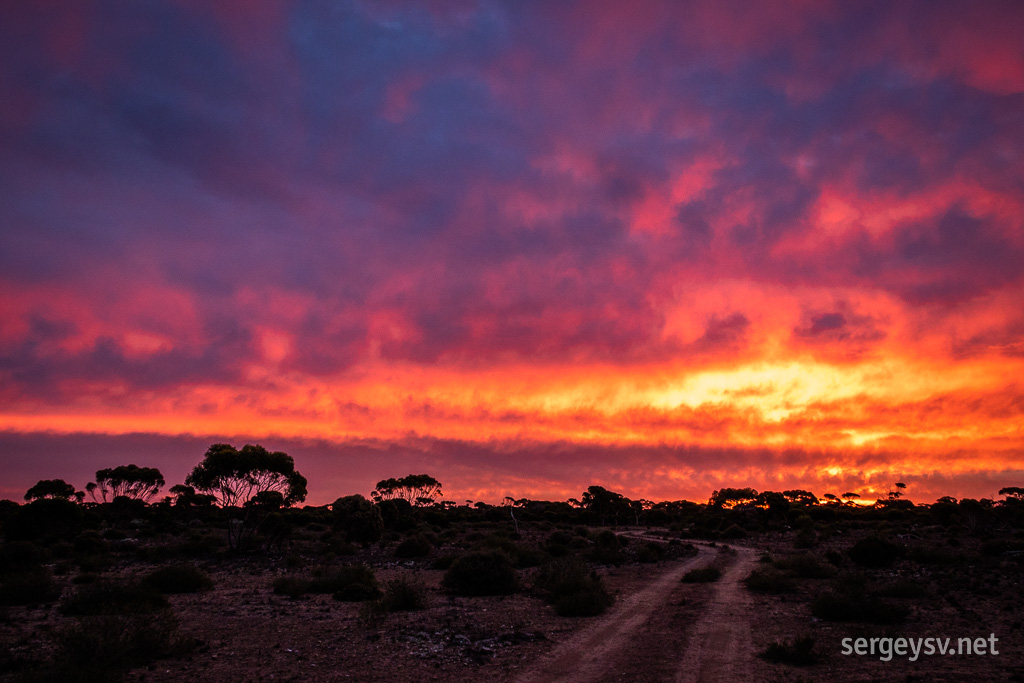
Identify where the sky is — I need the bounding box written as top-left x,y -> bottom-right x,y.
2,0 -> 1023,506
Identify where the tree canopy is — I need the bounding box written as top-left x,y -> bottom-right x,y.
24,479 -> 82,502
185,443 -> 307,508
371,474 -> 442,506
86,464 -> 164,503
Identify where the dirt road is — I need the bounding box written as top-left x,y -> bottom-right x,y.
515,542 -> 757,683
674,546 -> 757,683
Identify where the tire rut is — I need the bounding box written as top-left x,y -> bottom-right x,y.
514,547 -> 708,683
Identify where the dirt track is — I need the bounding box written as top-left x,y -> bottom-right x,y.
673,546 -> 756,682
515,543 -> 756,683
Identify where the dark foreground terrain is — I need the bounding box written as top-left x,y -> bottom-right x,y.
1,492 -> 1022,681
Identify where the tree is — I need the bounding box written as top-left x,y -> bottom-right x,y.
86,465 -> 164,503
782,489 -> 819,506
504,497 -> 530,533
331,494 -> 383,543
580,486 -> 630,525
167,484 -> 216,508
185,444 -> 307,550
24,479 -> 83,502
371,474 -> 442,506
708,487 -> 759,509
185,444 -> 307,508
998,486 -> 1024,504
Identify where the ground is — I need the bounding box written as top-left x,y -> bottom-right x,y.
2,519 -> 1022,681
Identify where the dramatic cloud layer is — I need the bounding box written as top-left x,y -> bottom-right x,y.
2,0 -> 1022,504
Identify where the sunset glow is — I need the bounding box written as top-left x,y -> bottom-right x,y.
2,1 -> 1023,505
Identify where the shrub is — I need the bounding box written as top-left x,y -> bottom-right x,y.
273,564 -> 380,600
73,532 -> 108,557
810,591 -> 908,624
0,567 -> 60,605
589,531 -> 625,565
48,613 -> 193,680
333,582 -> 381,602
874,579 -> 928,599
824,549 -> 843,566
442,551 -> 519,596
430,554 -> 459,571
60,580 -> 168,616
759,637 -> 818,665
743,568 -> 795,594
848,536 -> 903,569
635,542 -> 665,563
682,566 -> 722,583
794,527 -> 817,548
534,558 -> 614,617
394,535 -> 433,558
546,530 -> 574,547
774,553 -> 834,579
372,577 -> 426,612
272,576 -> 309,599
720,524 -> 747,539
908,545 -> 956,565
143,564 -> 213,594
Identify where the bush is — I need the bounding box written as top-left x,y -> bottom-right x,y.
372,577 -> 426,612
874,579 -> 928,599
908,545 -> 957,565
810,591 -> 908,624
430,554 -> 459,571
635,542 -> 665,563
720,524 -> 747,539
394,535 -> 433,558
589,531 -> 625,565
142,564 -> 213,594
824,549 -> 843,566
274,564 -> 380,600
682,566 -> 722,583
60,581 -> 169,616
73,532 -> 108,555
794,527 -> 817,548
442,551 -> 519,596
0,567 -> 60,605
534,558 -> 614,617
48,613 -> 193,680
759,637 -> 818,665
272,576 -> 309,599
774,553 -> 834,579
743,568 -> 795,594
848,536 -> 903,569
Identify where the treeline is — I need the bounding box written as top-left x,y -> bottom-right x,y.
4,443 -> 1024,551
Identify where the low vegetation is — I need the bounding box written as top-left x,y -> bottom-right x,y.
1,452 -> 1022,678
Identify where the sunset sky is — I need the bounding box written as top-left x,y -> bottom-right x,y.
2,0 -> 1023,506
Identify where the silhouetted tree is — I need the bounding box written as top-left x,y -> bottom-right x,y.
709,487 -> 759,509
86,465 -> 164,503
504,497 -> 530,533
331,494 -> 384,543
185,444 -> 307,550
580,486 -> 630,525
24,479 -> 83,502
185,444 -> 306,508
782,490 -> 818,506
998,486 -> 1024,504
167,484 -> 216,508
888,482 -> 907,500
371,474 -> 442,506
